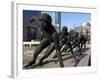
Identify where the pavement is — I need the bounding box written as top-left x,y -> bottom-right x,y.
23,44 -> 91,69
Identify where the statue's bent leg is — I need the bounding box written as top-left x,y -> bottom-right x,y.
24,38 -> 50,67
39,43 -> 55,65
52,32 -> 64,67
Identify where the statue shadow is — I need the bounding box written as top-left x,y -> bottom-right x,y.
25,48 -> 90,68
41,48 -> 89,66
74,54 -> 87,67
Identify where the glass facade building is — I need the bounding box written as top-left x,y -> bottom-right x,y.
23,10 -> 61,41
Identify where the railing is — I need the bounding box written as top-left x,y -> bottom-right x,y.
23,40 -> 40,47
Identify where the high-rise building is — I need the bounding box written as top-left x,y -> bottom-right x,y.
52,12 -> 61,32
23,11 -> 61,41
23,10 -> 41,41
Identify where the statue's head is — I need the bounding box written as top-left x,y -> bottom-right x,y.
38,13 -> 52,28
62,26 -> 68,32
70,29 -> 74,33
75,32 -> 79,37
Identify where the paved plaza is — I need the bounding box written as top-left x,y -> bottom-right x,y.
23,44 -> 91,69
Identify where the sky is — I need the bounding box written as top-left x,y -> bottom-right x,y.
61,12 -> 91,29
23,10 -> 91,30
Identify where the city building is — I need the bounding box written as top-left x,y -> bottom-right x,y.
23,11 -> 61,42
52,12 -> 61,32
23,10 -> 41,41
74,22 -> 91,37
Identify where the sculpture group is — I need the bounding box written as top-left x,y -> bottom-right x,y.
24,13 -> 90,68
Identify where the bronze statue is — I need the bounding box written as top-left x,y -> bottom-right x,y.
38,26 -> 77,65
24,13 -> 64,68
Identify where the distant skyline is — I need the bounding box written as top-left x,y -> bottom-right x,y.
45,11 -> 91,29
23,10 -> 91,30
61,12 -> 91,30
